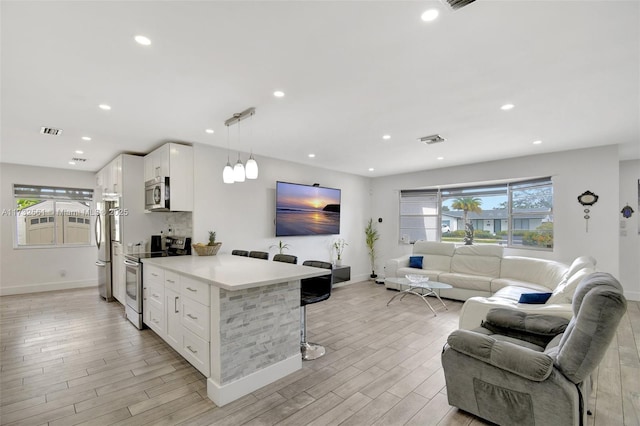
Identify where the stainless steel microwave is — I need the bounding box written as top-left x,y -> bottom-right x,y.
145,177 -> 170,211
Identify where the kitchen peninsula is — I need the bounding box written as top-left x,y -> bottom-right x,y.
141,254 -> 328,406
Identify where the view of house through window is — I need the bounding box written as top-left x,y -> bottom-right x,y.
11,184 -> 94,247
400,178 -> 553,249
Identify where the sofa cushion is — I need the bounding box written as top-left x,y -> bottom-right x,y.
412,241 -> 455,271
397,267 -> 441,282
439,273 -> 493,292
409,256 -> 423,268
500,256 -> 568,290
562,255 -> 596,281
491,278 -> 555,294
547,268 -> 594,304
451,245 -> 503,277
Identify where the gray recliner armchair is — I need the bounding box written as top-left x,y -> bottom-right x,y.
442,272 -> 627,426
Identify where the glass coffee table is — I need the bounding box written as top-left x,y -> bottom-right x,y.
385,277 -> 452,316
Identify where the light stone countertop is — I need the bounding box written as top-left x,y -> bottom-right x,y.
142,254 -> 329,291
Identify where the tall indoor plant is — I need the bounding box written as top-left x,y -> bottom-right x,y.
365,218 -> 379,279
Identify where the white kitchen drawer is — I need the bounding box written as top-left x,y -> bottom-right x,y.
181,298 -> 210,341
145,265 -> 164,285
147,281 -> 164,310
182,327 -> 210,376
147,303 -> 165,335
164,270 -> 180,291
181,276 -> 210,305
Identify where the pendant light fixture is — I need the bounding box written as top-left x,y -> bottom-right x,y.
222,107 -> 257,183
222,125 -> 234,184
245,113 -> 259,179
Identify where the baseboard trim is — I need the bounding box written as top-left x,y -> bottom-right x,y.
207,353 -> 301,407
625,290 -> 640,302
0,280 -> 97,296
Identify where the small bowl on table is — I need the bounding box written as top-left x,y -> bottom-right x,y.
405,274 -> 429,284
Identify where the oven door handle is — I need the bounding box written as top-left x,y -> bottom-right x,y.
123,259 -> 139,267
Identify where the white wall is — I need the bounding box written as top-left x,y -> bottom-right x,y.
192,144 -> 372,282
0,163 -> 98,294
370,145 -> 632,297
619,160 -> 640,300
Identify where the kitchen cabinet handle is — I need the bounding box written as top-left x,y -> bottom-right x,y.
153,319 -> 159,324
186,287 -> 197,292
186,345 -> 198,354
151,273 -> 159,277
166,279 -> 175,283
152,293 -> 159,298
187,313 -> 198,320
174,296 -> 179,313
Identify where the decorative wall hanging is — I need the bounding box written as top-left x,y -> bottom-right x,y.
621,204 -> 634,219
577,190 -> 599,232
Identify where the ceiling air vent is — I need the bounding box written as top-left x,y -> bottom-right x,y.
40,126 -> 63,136
419,134 -> 446,145
71,157 -> 87,162
443,0 -> 477,11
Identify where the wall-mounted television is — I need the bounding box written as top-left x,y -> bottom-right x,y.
275,181 -> 341,237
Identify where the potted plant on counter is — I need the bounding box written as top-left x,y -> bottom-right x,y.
192,231 -> 222,256
365,218 -> 379,278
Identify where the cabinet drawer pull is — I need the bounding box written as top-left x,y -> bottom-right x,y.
152,293 -> 159,298
166,279 -> 175,283
152,319 -> 159,324
187,313 -> 198,320
186,345 -> 198,354
174,296 -> 179,313
186,287 -> 197,292
151,273 -> 159,277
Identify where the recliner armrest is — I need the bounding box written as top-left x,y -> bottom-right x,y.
446,329 -> 554,382
481,308 -> 570,347
384,255 -> 411,278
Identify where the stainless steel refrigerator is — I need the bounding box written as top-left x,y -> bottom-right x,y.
95,200 -> 116,301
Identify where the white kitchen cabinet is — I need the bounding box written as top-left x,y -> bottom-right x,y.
165,288 -> 182,351
142,265 -> 210,376
143,143 -> 193,211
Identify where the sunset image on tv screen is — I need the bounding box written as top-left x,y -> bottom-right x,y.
276,182 -> 341,236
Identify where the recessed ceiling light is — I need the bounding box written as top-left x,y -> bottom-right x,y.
533,140 -> 542,145
421,9 -> 439,22
500,103 -> 515,111
134,35 -> 151,46
308,153 -> 315,158
368,168 -> 375,172
68,161 -> 76,165
99,104 -> 111,111
437,156 -> 444,160
205,129 -> 214,134
81,136 -> 92,141
273,90 -> 285,98
75,150 -> 84,154
382,135 -> 391,140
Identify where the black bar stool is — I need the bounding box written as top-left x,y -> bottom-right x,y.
300,260 -> 333,360
249,251 -> 269,260
273,254 -> 298,264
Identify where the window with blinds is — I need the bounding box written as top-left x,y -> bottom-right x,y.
399,177 -> 553,250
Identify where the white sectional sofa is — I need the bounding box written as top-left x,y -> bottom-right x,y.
384,241 -> 597,329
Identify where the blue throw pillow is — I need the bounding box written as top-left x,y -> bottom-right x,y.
518,292 -> 553,304
409,256 -> 423,269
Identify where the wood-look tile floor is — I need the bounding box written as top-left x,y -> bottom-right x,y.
1,282 -> 639,425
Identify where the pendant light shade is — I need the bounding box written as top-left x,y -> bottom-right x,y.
223,160 -> 234,184
245,154 -> 258,179
233,157 -> 245,182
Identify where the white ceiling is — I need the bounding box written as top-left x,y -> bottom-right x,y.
1,1 -> 638,177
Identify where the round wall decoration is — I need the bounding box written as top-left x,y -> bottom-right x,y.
577,190 -> 599,232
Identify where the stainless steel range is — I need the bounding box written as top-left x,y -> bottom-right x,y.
124,236 -> 191,329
